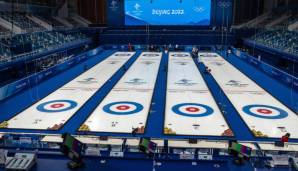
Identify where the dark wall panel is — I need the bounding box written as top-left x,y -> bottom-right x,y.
77,0 -> 106,24
233,0 -> 265,24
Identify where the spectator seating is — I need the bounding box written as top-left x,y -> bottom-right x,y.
35,15 -> 66,27
252,29 -> 298,56
0,31 -> 88,64
0,11 -> 89,32
0,10 -> 90,65
0,12 -> 43,31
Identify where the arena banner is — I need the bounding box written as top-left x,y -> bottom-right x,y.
248,57 -> 260,67
107,0 -> 125,26
125,0 -> 211,25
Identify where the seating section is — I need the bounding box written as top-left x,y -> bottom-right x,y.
0,51 -> 80,87
1,0 -> 50,6
0,12 -> 89,31
258,13 -> 297,29
35,15 -> 65,27
251,30 -> 298,56
0,10 -> 91,65
66,18 -> 84,27
0,12 -> 44,31
257,12 -> 286,27
0,31 -> 88,63
238,6 -> 298,30
0,44 -> 11,63
276,15 -> 298,27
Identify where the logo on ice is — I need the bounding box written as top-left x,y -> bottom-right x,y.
226,80 -> 248,87
125,78 -> 146,85
175,79 -> 198,86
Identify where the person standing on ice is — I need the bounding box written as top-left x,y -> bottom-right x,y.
128,42 -> 132,51
281,133 -> 290,143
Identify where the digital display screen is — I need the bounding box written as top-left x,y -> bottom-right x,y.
125,0 -> 211,26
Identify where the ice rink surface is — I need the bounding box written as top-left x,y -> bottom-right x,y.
82,52 -> 162,133
164,52 -> 231,136
200,52 -> 298,138
5,52 -> 135,130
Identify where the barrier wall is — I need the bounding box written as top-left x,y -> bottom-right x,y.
0,47 -> 103,101
231,47 -> 298,91
101,44 -> 214,51
99,32 -> 235,45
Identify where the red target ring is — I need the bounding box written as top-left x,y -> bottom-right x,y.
116,105 -> 130,110
37,100 -> 78,113
186,107 -> 200,113
103,101 -> 144,115
172,103 -> 214,117
242,105 -> 288,119
50,103 -> 65,109
257,109 -> 272,114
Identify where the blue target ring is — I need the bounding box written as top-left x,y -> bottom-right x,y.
172,103 -> 214,117
242,105 -> 288,119
37,100 -> 78,113
103,101 -> 144,115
